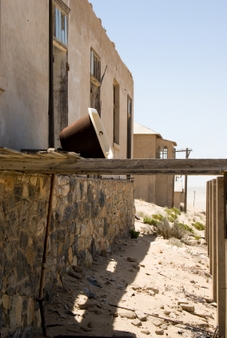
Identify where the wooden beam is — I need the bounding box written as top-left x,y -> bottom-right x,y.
1,155 -> 227,175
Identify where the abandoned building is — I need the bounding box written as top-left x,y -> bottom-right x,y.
0,0 -> 133,157
133,122 -> 177,208
0,0 -> 135,334
1,0 -> 227,337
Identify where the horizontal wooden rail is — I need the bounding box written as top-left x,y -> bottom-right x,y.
1,155 -> 227,175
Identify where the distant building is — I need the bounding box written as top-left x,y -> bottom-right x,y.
0,0 -> 133,159
133,122 -> 177,207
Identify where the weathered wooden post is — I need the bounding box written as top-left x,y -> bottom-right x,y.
216,176 -> 226,337
209,180 -> 213,274
212,179 -> 217,302
205,181 -> 209,246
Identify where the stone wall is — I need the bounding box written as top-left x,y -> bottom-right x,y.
0,171 -> 135,335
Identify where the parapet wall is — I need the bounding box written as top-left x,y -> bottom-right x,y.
0,171 -> 135,335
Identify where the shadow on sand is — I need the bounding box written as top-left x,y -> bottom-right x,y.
40,231 -> 157,337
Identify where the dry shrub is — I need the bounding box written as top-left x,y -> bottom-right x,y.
155,218 -> 188,240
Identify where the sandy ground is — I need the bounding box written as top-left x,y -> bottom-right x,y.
36,200 -> 216,338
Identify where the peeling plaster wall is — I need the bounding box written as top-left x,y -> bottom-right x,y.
0,0 -> 133,159
0,0 -> 49,150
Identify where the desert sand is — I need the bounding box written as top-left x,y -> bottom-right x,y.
37,199 -> 216,338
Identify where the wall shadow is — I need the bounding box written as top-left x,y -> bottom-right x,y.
41,231 -> 156,337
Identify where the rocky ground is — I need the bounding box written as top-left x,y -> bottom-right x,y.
35,200 -> 217,338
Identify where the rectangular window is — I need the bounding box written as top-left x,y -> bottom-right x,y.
90,48 -> 101,113
54,6 -> 68,46
127,96 -> 132,159
90,49 -> 101,82
156,146 -> 168,159
113,81 -> 120,144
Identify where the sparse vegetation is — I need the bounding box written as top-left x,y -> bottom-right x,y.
129,229 -> 140,239
152,214 -> 164,221
164,207 -> 181,222
141,206 -> 204,242
192,221 -> 205,231
154,218 -> 188,240
177,222 -> 194,233
143,216 -> 160,226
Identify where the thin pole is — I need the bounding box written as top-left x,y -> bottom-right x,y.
38,174 -> 55,337
49,0 -> 54,148
184,148 -> 190,212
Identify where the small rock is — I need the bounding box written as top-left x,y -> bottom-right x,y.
155,329 -> 164,335
164,310 -> 171,316
141,329 -> 150,335
77,299 -> 96,310
94,309 -> 103,315
177,300 -> 188,305
180,303 -> 195,313
132,263 -> 140,270
152,319 -> 163,327
66,267 -> 83,280
160,324 -> 168,330
148,291 -> 155,296
80,326 -> 93,332
127,257 -> 137,262
146,286 -> 159,294
204,297 -> 214,303
118,310 -> 137,319
131,319 -> 142,327
72,265 -> 83,273
135,310 -> 147,321
210,302 -> 217,308
84,287 -> 96,299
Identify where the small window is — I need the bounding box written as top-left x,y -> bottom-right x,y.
90,49 -> 101,82
54,6 -> 68,46
113,81 -> 120,144
156,146 -> 168,159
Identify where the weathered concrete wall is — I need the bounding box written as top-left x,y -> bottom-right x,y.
0,171 -> 135,335
133,134 -> 175,207
0,0 -> 133,159
66,0 -> 134,158
0,0 -> 49,150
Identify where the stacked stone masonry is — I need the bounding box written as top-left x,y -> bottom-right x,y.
0,171 -> 135,335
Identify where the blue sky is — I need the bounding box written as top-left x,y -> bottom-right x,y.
89,1 -> 227,187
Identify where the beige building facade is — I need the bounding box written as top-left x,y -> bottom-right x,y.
0,0 -> 133,159
133,123 -> 177,207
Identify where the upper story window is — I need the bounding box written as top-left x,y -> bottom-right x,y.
113,80 -> 120,145
53,0 -> 70,50
90,49 -> 101,82
156,146 -> 168,159
54,7 -> 68,46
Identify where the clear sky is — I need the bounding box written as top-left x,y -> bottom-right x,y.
89,0 -> 227,188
